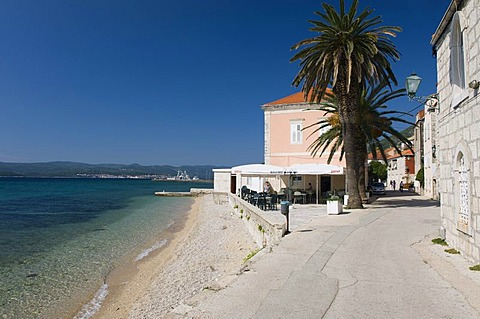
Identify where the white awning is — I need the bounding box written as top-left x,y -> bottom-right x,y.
231,164 -> 289,175
287,163 -> 344,175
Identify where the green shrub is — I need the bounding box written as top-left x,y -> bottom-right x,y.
416,167 -> 424,187
327,195 -> 341,201
444,248 -> 460,254
243,248 -> 261,263
432,238 -> 448,246
469,265 -> 480,271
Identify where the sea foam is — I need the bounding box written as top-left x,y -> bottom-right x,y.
134,239 -> 168,262
73,283 -> 109,319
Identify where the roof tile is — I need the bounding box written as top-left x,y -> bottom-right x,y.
263,89 -> 332,106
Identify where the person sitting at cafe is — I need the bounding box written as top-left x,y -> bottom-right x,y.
264,181 -> 275,195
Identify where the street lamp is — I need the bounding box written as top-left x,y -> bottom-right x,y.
405,73 -> 439,112
405,73 -> 422,98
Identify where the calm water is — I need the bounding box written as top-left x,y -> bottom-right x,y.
0,178 -> 212,319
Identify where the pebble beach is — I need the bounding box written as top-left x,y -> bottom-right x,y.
93,194 -> 258,318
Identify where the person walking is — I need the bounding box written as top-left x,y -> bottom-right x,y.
399,181 -> 404,192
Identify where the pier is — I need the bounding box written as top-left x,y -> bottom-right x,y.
154,188 -> 213,197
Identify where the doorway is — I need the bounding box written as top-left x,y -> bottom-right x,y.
230,175 -> 237,194
321,176 -> 331,197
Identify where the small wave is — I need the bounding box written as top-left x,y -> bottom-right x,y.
134,239 -> 167,262
73,283 -> 108,319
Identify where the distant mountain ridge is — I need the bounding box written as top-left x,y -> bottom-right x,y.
0,161 -> 219,180
378,125 -> 415,150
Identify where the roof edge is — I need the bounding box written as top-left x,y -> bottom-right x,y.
431,0 -> 464,46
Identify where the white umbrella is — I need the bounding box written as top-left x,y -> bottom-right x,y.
287,163 -> 345,204
231,164 -> 291,193
231,164 -> 289,175
288,163 -> 344,175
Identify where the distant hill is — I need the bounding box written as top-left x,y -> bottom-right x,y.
0,161 -> 220,180
379,125 -> 415,150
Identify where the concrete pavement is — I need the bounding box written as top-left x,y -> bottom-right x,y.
168,191 -> 480,318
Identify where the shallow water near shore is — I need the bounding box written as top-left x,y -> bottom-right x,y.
0,177 -> 212,319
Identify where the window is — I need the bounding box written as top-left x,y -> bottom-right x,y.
450,12 -> 468,107
292,175 -> 303,187
290,121 -> 302,144
318,118 -> 330,136
392,159 -> 397,170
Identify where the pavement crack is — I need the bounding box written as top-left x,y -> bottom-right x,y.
320,277 -> 339,319
340,272 -> 359,290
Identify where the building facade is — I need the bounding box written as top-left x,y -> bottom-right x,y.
262,91 -> 344,167
413,110 -> 425,193
423,101 -> 439,200
385,147 -> 416,190
213,91 -> 347,196
432,0 -> 480,262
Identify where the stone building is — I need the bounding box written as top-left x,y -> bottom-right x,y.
213,91 -> 346,196
385,147 -> 416,190
262,90 -> 344,168
432,0 -> 480,262
413,110 -> 425,193
423,100 -> 439,200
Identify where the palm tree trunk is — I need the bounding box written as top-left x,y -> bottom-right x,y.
358,142 -> 368,202
358,158 -> 367,202
337,89 -> 364,209
343,122 -> 365,208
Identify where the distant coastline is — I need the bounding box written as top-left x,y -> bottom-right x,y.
0,161 -> 219,180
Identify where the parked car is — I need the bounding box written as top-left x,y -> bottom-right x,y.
401,182 -> 415,192
371,182 -> 386,195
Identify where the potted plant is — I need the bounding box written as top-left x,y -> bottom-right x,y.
327,195 -> 343,215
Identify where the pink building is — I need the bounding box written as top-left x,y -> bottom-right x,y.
262,91 -> 345,167
214,90 -> 347,199
260,91 -> 346,198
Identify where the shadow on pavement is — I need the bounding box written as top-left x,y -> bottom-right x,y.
368,190 -> 440,208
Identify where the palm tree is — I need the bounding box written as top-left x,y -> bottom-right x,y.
304,84 -> 414,200
291,0 -> 401,208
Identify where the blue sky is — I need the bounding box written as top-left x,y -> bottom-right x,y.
0,0 -> 449,166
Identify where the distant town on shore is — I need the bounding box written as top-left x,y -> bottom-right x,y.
0,161 -> 218,181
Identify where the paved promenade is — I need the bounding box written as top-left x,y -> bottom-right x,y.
168,192 -> 480,318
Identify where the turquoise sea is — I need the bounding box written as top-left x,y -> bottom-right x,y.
0,178 -> 212,319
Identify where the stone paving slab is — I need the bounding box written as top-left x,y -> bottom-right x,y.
169,192 -> 480,319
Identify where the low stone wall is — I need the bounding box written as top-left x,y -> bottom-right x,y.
190,188 -> 213,195
155,188 -> 213,197
212,192 -> 229,204
226,193 -> 286,248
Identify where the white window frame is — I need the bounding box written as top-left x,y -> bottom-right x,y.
318,121 -> 330,137
290,120 -> 303,144
392,159 -> 398,170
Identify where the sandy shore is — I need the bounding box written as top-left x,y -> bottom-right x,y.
92,194 -> 258,319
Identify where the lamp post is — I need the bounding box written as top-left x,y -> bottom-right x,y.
406,73 -> 422,98
405,73 -> 439,112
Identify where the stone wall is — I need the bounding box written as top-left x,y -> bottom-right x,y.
423,107 -> 438,199
213,169 -> 231,193
228,194 -> 287,248
435,0 -> 480,262
212,192 -> 287,247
